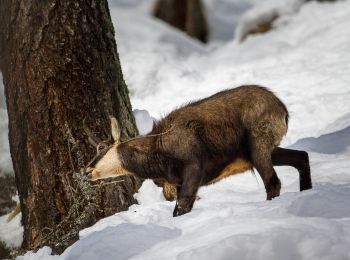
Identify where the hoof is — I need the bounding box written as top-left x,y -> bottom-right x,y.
266,186 -> 280,200
173,203 -> 191,217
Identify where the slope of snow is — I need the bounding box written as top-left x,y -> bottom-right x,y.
234,0 -> 306,42
0,0 -> 349,259
113,0 -> 350,145
290,126 -> 350,154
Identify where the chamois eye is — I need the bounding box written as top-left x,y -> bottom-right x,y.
97,142 -> 108,152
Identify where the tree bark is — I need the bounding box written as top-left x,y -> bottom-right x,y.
0,0 -> 141,253
153,0 -> 209,43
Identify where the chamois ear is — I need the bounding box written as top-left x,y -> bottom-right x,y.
110,116 -> 121,143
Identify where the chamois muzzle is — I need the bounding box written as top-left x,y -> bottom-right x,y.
83,116 -> 125,182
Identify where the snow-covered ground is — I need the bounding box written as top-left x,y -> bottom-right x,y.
1,0 -> 350,259
0,212 -> 22,248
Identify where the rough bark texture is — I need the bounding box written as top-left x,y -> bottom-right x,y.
0,0 -> 141,253
153,0 -> 209,43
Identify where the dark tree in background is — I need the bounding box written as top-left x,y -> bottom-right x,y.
0,0 -> 141,253
153,0 -> 209,43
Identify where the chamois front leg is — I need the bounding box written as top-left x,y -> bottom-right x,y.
173,162 -> 202,217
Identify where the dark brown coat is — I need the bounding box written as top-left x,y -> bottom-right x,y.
89,85 -> 312,216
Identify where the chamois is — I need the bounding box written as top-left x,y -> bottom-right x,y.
85,85 -> 312,217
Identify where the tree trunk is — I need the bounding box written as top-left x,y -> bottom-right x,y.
0,0 -> 141,253
153,0 -> 209,43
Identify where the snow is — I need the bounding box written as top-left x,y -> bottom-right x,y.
0,108 -> 13,176
234,0 -> 306,42
0,72 -> 12,176
290,126 -> 350,154
16,247 -> 54,260
0,0 -> 349,259
0,213 -> 23,248
133,109 -> 155,135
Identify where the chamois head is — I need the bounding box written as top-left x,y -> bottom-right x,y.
84,116 -> 132,181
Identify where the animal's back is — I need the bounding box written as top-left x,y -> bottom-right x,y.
187,85 -> 287,126
154,85 -> 288,146
157,85 -> 286,123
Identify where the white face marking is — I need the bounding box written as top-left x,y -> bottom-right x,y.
87,144 -> 132,181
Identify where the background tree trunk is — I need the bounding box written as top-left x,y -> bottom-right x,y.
153,0 -> 209,43
0,0 -> 141,253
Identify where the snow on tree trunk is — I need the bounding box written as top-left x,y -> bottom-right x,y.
0,0 -> 141,253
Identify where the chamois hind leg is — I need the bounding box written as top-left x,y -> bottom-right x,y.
272,147 -> 312,191
173,161 -> 202,217
162,181 -> 178,201
250,138 -> 281,200
153,180 -> 177,201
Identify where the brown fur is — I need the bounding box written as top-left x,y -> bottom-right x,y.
208,158 -> 252,184
90,85 -> 312,216
160,158 -> 252,200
